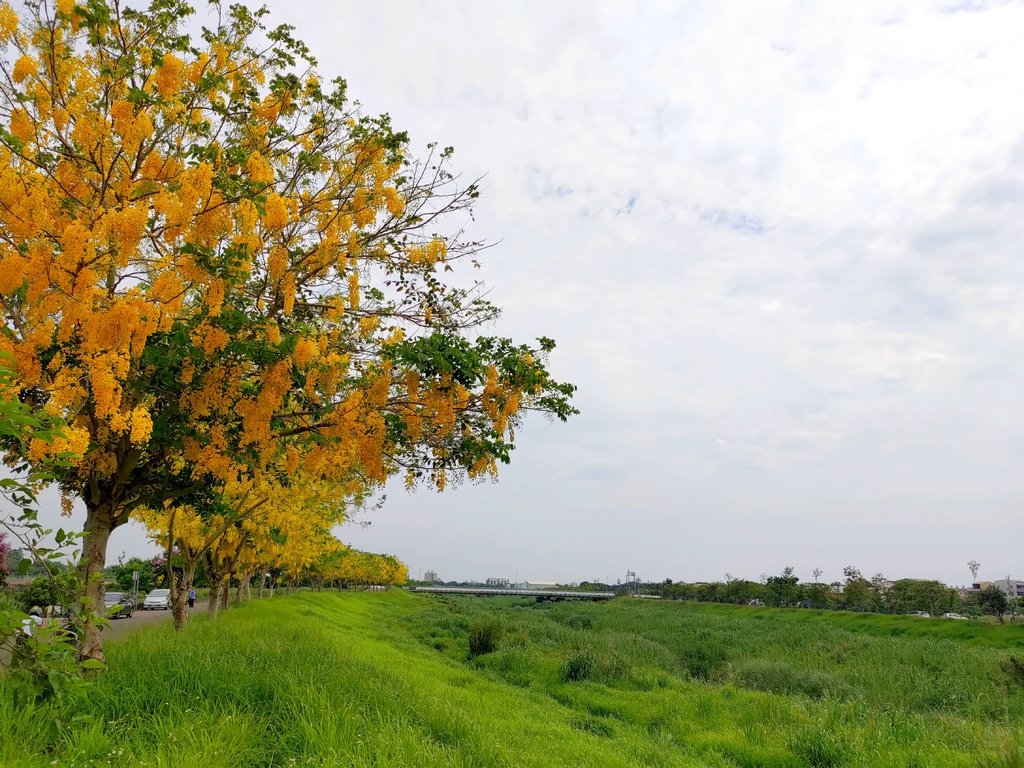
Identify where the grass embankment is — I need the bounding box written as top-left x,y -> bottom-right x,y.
1,592 -> 1022,767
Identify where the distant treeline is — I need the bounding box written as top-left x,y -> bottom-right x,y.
579,567 -> 1017,618
415,569 -> 1018,620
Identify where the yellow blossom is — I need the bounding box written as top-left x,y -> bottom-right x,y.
293,337 -> 317,369
0,3 -> 18,40
383,187 -> 404,218
347,272 -> 359,310
154,53 -> 184,97
130,406 -> 153,445
12,55 -> 36,83
246,152 -> 275,184
282,273 -> 295,315
268,246 -> 287,283
263,193 -> 289,230
286,446 -> 300,473
205,279 -> 225,316
266,322 -> 281,346
9,108 -> 33,143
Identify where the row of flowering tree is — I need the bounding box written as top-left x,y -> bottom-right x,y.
136,474 -> 409,629
0,0 -> 575,664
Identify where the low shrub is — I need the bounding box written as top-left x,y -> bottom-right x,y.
468,616 -> 503,656
999,655 -> 1024,691
485,647 -> 534,687
788,723 -> 854,768
562,613 -> 594,630
562,644 -> 597,681
570,716 -> 614,738
678,636 -> 729,680
733,659 -> 850,700
559,634 -> 636,684
605,632 -> 677,677
978,742 -> 1024,768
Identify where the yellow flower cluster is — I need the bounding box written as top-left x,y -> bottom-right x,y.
383,187 -> 404,218
246,152 -> 275,185
408,238 -> 447,266
154,53 -> 184,97
293,337 -> 318,369
263,193 -> 289,230
12,54 -> 35,83
0,3 -> 18,40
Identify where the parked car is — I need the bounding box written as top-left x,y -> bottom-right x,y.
942,612 -> 968,620
143,589 -> 172,610
104,591 -> 134,619
908,611 -> 931,618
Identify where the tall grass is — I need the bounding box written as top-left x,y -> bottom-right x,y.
1,592 -> 1022,767
406,594 -> 1024,765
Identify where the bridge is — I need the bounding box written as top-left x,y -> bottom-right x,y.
411,586 -> 616,602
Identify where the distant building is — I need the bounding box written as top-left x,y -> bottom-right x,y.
993,579 -> 1024,599
969,579 -> 1024,599
513,580 -> 558,590
485,578 -> 510,588
424,570 -> 438,583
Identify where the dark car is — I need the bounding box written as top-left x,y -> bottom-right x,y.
104,591 -> 134,619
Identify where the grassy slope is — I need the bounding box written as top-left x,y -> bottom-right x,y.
0,592 -> 1022,767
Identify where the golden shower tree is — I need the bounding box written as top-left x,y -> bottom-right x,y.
0,0 -> 575,662
137,471 -> 354,628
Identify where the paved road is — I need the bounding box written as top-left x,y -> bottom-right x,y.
103,601 -> 207,641
2,602 -> 207,663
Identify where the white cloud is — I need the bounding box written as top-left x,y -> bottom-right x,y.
260,0 -> 1024,588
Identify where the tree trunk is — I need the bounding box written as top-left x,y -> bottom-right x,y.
238,571 -> 254,602
172,559 -> 197,631
172,579 -> 188,630
76,502 -> 116,665
239,571 -> 253,602
220,579 -> 230,610
208,577 -> 221,621
165,536 -> 179,627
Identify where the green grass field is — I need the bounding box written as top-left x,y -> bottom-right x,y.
2,591 -> 1023,767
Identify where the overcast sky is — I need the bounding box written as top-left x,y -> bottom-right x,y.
13,0 -> 1024,587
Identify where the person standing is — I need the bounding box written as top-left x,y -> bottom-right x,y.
187,587 -> 196,609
